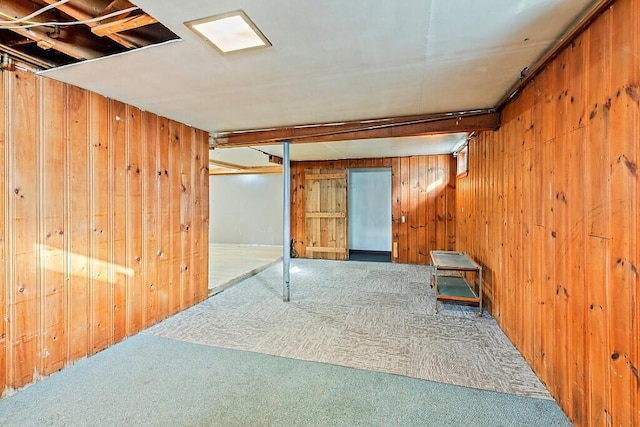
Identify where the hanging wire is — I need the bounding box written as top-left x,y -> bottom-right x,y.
0,6 -> 140,30
0,0 -> 72,24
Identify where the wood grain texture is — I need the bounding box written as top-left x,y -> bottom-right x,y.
89,92 -> 111,356
180,126 -> 195,307
142,112 -> 159,328
41,78 -> 67,375
156,117 -> 171,322
456,1 -> 639,424
126,105 -> 144,336
195,128 -> 209,304
214,112 -> 500,147
168,121 -> 182,313
0,71 -> 7,392
291,155 -> 455,265
111,100 -> 127,344
11,70 -> 41,388
0,69 -> 209,396
304,168 -> 348,260
67,84 -> 91,363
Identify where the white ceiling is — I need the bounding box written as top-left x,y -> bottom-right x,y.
40,0 -> 598,164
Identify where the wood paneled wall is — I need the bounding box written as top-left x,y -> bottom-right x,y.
456,0 -> 639,424
0,69 -> 209,396
291,155 -> 456,264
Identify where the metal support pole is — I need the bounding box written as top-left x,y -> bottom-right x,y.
282,141 -> 291,302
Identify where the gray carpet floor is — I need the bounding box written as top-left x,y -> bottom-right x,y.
147,259 -> 551,399
0,334 -> 571,426
0,259 -> 570,426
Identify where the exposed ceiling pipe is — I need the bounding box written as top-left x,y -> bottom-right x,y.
0,53 -> 14,70
0,42 -> 55,69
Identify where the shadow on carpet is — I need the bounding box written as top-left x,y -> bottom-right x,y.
0,334 -> 571,426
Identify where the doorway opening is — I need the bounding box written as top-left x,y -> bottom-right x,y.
348,168 -> 392,263
208,174 -> 283,294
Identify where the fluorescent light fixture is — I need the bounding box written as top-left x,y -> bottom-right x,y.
185,10 -> 271,54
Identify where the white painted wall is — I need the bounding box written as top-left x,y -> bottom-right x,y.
348,168 -> 392,251
210,174 -> 283,245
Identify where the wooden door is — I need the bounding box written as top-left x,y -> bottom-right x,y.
304,168 -> 348,260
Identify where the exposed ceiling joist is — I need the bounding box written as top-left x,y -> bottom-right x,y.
91,13 -> 157,37
40,0 -> 137,49
213,111 -> 499,148
0,0 -> 100,59
10,26 -> 103,59
0,0 -> 178,67
101,0 -> 133,16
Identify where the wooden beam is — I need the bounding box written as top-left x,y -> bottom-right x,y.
209,166 -> 282,176
0,0 -> 97,59
0,0 -> 129,59
40,0 -> 138,49
208,159 -> 283,174
100,0 -> 133,17
213,110 -> 500,148
91,14 -> 158,37
10,27 -> 103,59
268,155 -> 283,165
208,159 -> 246,170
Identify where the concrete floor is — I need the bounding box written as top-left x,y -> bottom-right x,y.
208,243 -> 282,294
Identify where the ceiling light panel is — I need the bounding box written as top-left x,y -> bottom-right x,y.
185,10 -> 271,54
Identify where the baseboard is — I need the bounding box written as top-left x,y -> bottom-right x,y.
348,250 -> 392,263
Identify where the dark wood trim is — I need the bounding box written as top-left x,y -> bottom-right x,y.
213,111 -> 500,148
268,154 -> 283,165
